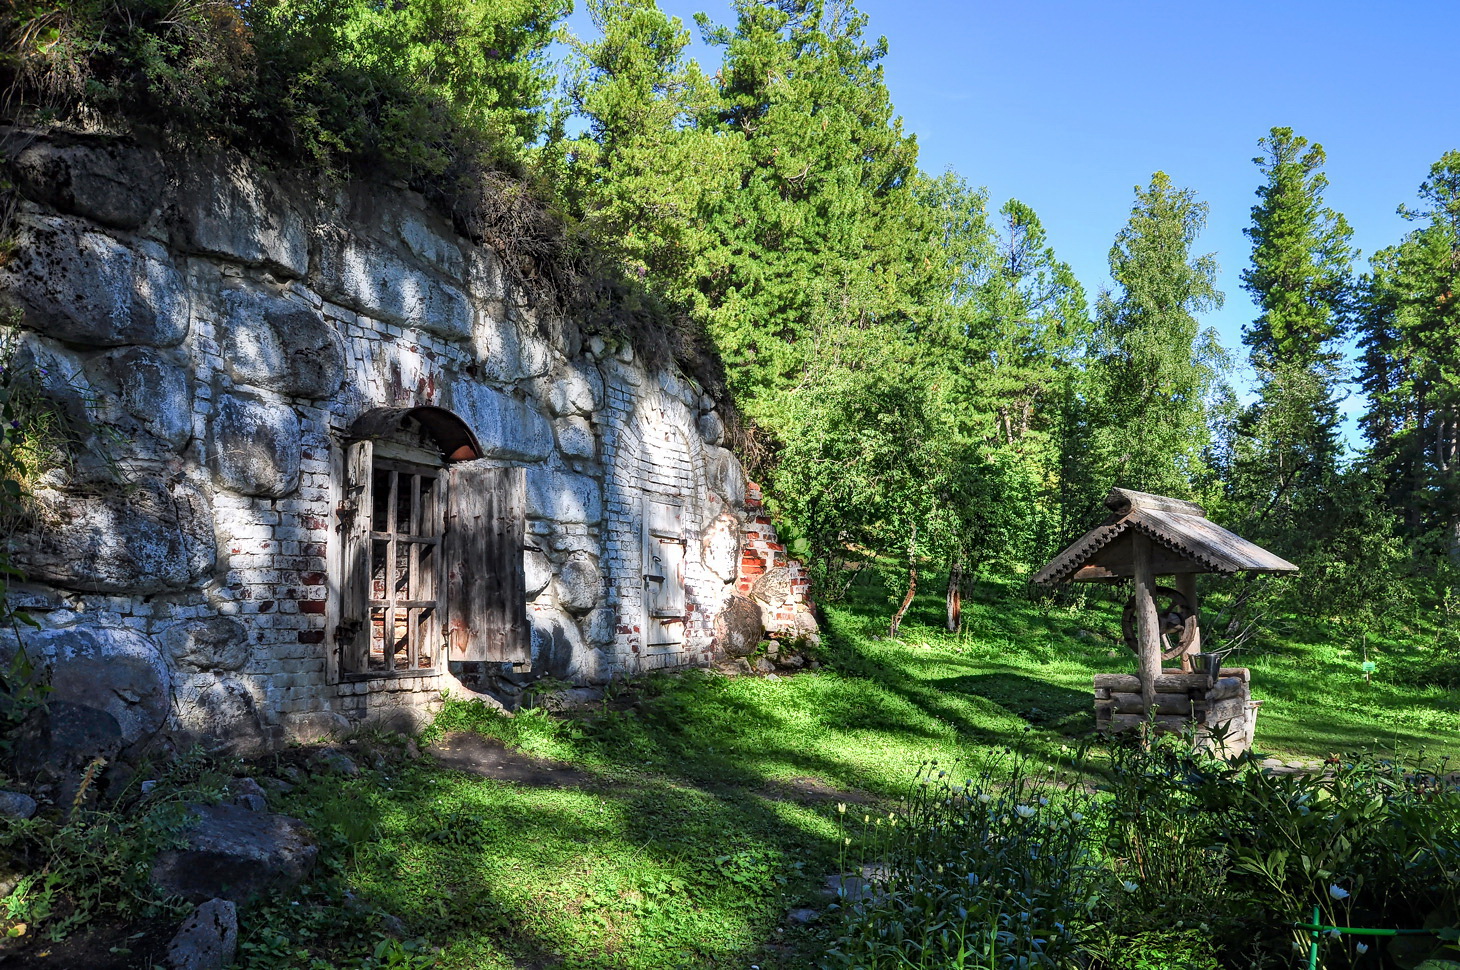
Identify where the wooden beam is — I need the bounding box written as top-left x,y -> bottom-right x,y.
1132,532 -> 1160,733
1174,572 -> 1201,673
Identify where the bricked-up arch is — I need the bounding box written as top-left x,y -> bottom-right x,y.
337,406 -> 526,682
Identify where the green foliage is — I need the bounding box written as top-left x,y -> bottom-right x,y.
1088,171 -> 1226,497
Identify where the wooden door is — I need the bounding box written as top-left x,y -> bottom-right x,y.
643,498 -> 686,648
445,462 -> 529,667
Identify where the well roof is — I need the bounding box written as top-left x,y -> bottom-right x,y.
1032,488 -> 1299,585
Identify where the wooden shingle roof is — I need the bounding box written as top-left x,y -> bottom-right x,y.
1032,488 -> 1299,585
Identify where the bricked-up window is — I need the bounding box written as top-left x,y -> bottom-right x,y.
338,409 -> 529,680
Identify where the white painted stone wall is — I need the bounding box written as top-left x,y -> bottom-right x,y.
0,130 -> 814,754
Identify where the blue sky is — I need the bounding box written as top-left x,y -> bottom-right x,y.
564,1 -> 1454,439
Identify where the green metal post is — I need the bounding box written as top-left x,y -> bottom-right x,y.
1308,905 -> 1320,970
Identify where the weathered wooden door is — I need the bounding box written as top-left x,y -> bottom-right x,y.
445,462 -> 529,667
642,498 -> 686,648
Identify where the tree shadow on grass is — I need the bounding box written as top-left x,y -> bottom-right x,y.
933,672 -> 1094,735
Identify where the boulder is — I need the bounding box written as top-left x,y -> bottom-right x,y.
92,347 -> 194,452
714,595 -> 764,660
209,394 -> 301,497
546,367 -> 604,416
701,513 -> 741,583
227,778 -> 268,813
165,898 -> 238,970
0,790 -> 37,819
14,477 -> 215,593
12,700 -> 124,777
221,288 -> 344,399
751,567 -> 794,607
176,154 -> 309,277
579,606 -> 615,649
280,710 -> 350,744
523,547 -> 552,599
314,225 -> 470,340
454,383 -> 553,462
529,607 -> 594,682
175,678 -> 265,755
525,467 -> 602,526
555,557 -> 602,615
345,188 -> 465,278
164,617 -> 250,673
311,748 -> 359,777
151,803 -> 318,904
705,446 -> 746,508
697,411 -> 727,446
471,309 -> 550,383
15,140 -> 164,230
555,416 -> 596,460
0,215 -> 189,348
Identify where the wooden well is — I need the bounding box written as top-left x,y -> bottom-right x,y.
1034,489 -> 1296,753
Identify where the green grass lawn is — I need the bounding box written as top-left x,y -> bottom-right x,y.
243,573 -> 1460,969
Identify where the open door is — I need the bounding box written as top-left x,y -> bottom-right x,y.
445,462 -> 529,670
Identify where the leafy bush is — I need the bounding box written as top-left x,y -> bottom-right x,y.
818,735 -> 1460,969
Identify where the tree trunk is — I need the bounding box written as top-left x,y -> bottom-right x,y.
1132,534 -> 1161,746
890,527 -> 918,639
946,563 -> 963,633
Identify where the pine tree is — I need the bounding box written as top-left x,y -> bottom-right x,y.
1232,128 -> 1354,544
1090,172 -> 1225,496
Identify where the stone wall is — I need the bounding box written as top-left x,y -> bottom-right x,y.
0,129 -> 815,758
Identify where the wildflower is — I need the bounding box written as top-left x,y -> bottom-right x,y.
844,838 -> 851,846
978,792 -> 991,804
1014,805 -> 1037,818
1038,797 -> 1049,806
1070,812 -> 1084,822
1121,881 -> 1138,893
1326,928 -> 1342,939
1329,884 -> 1350,900
1356,943 -> 1369,954
837,802 -> 846,814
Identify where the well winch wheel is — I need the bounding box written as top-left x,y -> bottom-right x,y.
1121,586 -> 1199,661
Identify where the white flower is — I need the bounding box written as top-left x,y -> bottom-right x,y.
1014,804 -> 1037,818
1326,928 -> 1342,938
1356,943 -> 1369,954
1329,884 -> 1350,900
1121,881 -> 1138,893
837,802 -> 846,814
978,792 -> 991,804
1070,812 -> 1084,822
1038,797 -> 1050,806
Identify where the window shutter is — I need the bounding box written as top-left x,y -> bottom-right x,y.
445,462 -> 529,665
339,438 -> 373,674
643,499 -> 686,646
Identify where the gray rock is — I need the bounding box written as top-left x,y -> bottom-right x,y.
210,394 -> 300,497
705,446 -> 746,508
315,226 -> 470,340
12,700 -> 123,779
454,383 -> 553,462
228,778 -> 268,812
555,415 -> 596,460
0,214 -> 189,348
523,547 -> 553,599
525,467 -> 602,526
701,513 -> 741,583
165,617 -> 250,673
754,657 -> 777,675
15,476 -> 214,594
45,627 -> 171,742
547,367 -> 603,416
530,607 -> 593,682
92,347 -> 194,451
579,606 -> 615,648
258,776 -> 295,796
537,687 -> 604,712
555,557 -> 602,615
15,140 -> 164,230
0,790 -> 37,819
752,567 -> 794,607
151,803 -> 318,904
465,246 -> 508,302
787,908 -> 819,925
176,154 -> 309,277
280,710 -> 349,744
715,595 -> 765,660
166,898 -> 238,970
176,678 -> 265,755
697,411 -> 727,446
221,288 -> 344,399
311,747 -> 359,776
